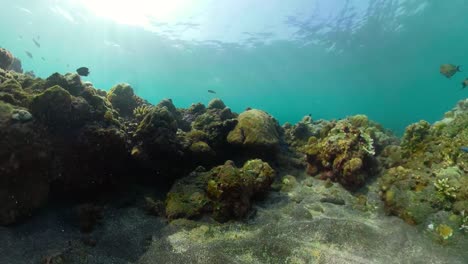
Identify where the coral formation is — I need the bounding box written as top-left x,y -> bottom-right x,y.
380,99 -> 468,226
166,159 -> 275,222
107,83 -> 138,117
0,48 -> 466,258
133,104 -> 153,121
45,72 -> 84,96
304,115 -> 393,189
0,48 -> 13,70
227,109 -> 281,151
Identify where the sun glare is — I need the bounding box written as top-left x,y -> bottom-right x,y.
78,0 -> 197,27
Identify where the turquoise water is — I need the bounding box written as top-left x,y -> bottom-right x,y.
1,0 -> 467,134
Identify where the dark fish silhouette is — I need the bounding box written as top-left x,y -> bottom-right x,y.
18,35 -> 23,39
25,51 -> 33,59
208,89 -> 216,94
440,64 -> 461,78
41,57 -> 45,61
33,39 -> 40,48
76,67 -> 90,76
462,78 -> 468,89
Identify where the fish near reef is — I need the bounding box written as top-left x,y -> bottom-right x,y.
25,51 -> 33,59
462,78 -> 468,89
208,89 -> 216,94
440,64 -> 461,78
76,67 -> 90,76
461,147 -> 468,153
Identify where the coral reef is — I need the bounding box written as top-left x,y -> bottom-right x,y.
132,102 -> 185,179
304,115 -> 394,189
0,48 -> 466,258
0,101 -> 50,225
166,159 -> 275,222
380,99 -> 468,229
0,49 -> 134,224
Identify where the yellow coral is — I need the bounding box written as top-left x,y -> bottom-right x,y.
133,105 -> 152,120
434,178 -> 458,199
436,224 -> 453,240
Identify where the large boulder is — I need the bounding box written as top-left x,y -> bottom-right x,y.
107,83 -> 138,117
45,72 -> 84,96
0,48 -> 13,70
30,85 -> 73,128
227,109 -> 281,150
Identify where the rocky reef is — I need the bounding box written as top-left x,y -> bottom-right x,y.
0,47 -> 466,263
287,115 -> 397,189
380,99 -> 468,241
165,159 -> 275,222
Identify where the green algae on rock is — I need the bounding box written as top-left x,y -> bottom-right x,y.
380,99 -> 468,230
45,72 -> 84,96
107,83 -> 138,117
31,85 -> 73,128
227,109 -> 281,150
166,159 -> 275,222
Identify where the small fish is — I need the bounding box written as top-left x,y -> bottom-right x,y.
25,51 -> 33,59
208,89 -> 216,94
440,64 -> 461,78
18,35 -> 23,39
461,147 -> 468,153
32,39 -> 40,48
41,57 -> 45,61
76,67 -> 90,76
66,64 -> 70,68
462,78 -> 468,89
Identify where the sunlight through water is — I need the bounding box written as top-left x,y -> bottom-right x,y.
76,0 -> 204,27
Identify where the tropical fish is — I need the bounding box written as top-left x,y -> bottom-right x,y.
33,39 -> 40,48
76,67 -> 90,76
440,64 -> 461,78
208,89 -> 216,94
25,51 -> 33,59
462,78 -> 468,89
461,147 -> 468,153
